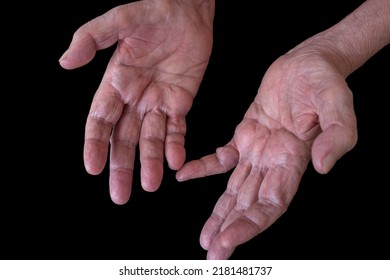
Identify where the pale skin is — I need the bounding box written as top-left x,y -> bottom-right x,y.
60,0 -> 390,259
59,0 -> 215,204
177,0 -> 390,259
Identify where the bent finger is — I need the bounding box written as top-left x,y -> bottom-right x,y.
176,143 -> 239,181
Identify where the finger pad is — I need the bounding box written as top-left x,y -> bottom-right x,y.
141,161 -> 163,192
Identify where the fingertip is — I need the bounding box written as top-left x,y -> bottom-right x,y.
175,169 -> 188,182
111,195 -> 129,205
166,145 -> 186,171
58,49 -> 70,68
141,163 -> 163,192
200,234 -> 211,251
110,191 -> 130,206
84,145 -> 107,175
311,133 -> 338,175
58,49 -> 81,70
85,165 -> 103,176
141,178 -> 161,192
167,154 -> 185,171
175,163 -> 193,182
312,121 -> 357,175
109,172 -> 132,205
206,244 -> 234,260
84,158 -> 105,175
58,41 -> 97,69
312,154 -> 336,175
311,137 -> 339,175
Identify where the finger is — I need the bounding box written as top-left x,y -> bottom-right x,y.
165,115 -> 187,170
312,85 -> 358,174
199,192 -> 237,251
202,165 -> 262,255
59,4 -> 143,69
139,110 -> 166,192
207,238 -> 236,260
199,163 -> 251,250
176,143 -> 239,181
109,106 -> 142,205
84,85 -> 124,175
216,165 -> 303,250
221,168 -> 264,232
205,169 -> 266,260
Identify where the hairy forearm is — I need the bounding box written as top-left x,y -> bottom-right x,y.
295,0 -> 390,76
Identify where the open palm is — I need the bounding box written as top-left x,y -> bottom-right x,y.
60,0 -> 214,204
177,48 -> 358,259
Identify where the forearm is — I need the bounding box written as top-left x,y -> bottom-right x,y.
293,0 -> 390,76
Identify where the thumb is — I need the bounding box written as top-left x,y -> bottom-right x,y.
311,84 -> 358,174
58,30 -> 101,70
58,4 -> 139,69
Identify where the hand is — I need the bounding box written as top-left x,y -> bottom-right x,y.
59,0 -> 214,204
176,43 -> 358,259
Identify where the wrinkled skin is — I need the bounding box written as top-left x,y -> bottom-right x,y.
177,46 -> 358,259
60,0 -> 360,260
59,0 -> 214,204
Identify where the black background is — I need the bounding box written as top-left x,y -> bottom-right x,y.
3,0 -> 389,260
